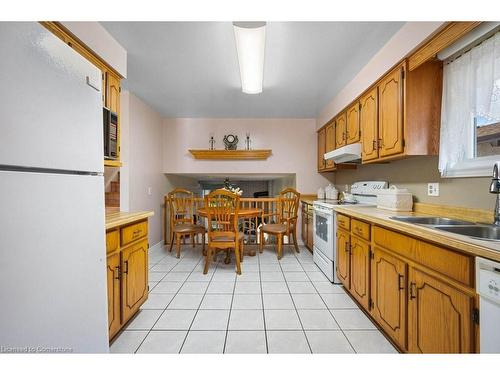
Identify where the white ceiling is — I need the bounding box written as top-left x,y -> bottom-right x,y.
101,22 -> 404,118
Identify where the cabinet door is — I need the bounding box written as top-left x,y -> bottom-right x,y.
121,239 -> 149,322
371,247 -> 407,350
335,112 -> 347,148
301,207 -> 307,244
307,213 -> 314,250
360,87 -> 378,161
325,123 -> 335,169
378,63 -> 405,158
106,72 -> 121,114
107,252 -> 121,339
350,236 -> 370,310
336,228 -> 350,289
317,128 -> 326,171
408,267 -> 475,353
346,102 -> 360,144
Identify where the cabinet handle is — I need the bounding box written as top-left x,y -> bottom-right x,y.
372,140 -> 377,151
378,138 -> 383,149
398,274 -> 404,290
114,266 -> 120,280
409,281 -> 417,299
124,261 -> 129,275
345,242 -> 350,253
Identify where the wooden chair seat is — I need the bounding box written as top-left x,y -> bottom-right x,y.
261,223 -> 288,234
173,223 -> 205,234
211,232 -> 245,243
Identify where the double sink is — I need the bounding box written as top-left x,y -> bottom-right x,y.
390,216 -> 500,242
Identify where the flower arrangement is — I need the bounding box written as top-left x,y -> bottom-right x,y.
223,178 -> 243,196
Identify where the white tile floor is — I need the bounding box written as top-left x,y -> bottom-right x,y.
110,243 -> 398,354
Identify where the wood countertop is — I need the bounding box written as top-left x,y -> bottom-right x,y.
333,206 -> 500,263
105,210 -> 154,230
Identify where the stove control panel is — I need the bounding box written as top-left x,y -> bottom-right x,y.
350,181 -> 388,196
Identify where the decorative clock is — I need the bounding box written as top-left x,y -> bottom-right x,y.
223,134 -> 239,150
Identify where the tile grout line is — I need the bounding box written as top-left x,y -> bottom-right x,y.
177,247 -> 219,353
133,245 -> 204,353
297,250 -> 357,353
277,246 -> 313,354
257,244 -> 270,354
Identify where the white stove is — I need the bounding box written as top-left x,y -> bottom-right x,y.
313,181 -> 387,283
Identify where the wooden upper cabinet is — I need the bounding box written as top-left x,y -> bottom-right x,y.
371,247 -> 407,351
360,87 -> 378,162
408,267 -> 475,353
317,128 -> 326,171
346,102 -> 360,144
335,113 -> 347,148
378,62 -> 405,158
325,122 -> 335,169
106,252 -> 121,339
121,239 -> 149,323
106,72 -> 121,114
336,229 -> 350,289
349,236 -> 370,310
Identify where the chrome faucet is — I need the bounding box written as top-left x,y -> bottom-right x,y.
490,162 -> 500,226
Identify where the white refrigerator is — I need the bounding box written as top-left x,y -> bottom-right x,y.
0,23 -> 109,352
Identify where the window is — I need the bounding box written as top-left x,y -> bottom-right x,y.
439,30 -> 500,177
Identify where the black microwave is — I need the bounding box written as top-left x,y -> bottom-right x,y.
103,107 -> 118,159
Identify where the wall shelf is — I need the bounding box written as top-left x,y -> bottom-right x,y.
104,159 -> 122,167
189,149 -> 272,160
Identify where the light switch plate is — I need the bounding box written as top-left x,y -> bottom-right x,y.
428,182 -> 440,196
147,187 -> 152,196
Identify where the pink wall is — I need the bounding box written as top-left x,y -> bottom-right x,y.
317,22 -> 444,128
162,118 -> 332,194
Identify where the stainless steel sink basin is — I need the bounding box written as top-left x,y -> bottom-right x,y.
433,225 -> 500,242
389,216 -> 474,226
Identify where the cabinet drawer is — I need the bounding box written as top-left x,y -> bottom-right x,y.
121,220 -> 148,246
373,226 -> 473,286
106,230 -> 119,254
351,219 -> 370,241
337,214 -> 350,231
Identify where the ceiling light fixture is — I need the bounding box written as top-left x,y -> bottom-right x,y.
233,22 -> 266,94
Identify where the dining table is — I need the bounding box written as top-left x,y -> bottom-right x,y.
196,207 -> 263,258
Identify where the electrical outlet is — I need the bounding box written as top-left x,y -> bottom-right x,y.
147,187 -> 152,196
428,182 -> 440,197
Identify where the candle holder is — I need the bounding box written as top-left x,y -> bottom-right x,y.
245,132 -> 251,150
209,133 -> 215,150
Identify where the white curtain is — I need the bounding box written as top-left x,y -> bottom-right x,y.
439,31 -> 500,176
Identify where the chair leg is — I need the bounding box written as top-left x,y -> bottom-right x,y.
203,247 -> 211,274
292,229 -> 300,253
235,244 -> 242,275
169,230 -> 174,252
239,238 -> 244,263
202,232 -> 207,256
277,235 -> 283,260
176,233 -> 181,258
259,231 -> 264,253
191,233 -> 195,248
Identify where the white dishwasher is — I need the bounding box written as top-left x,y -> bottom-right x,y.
476,257 -> 500,353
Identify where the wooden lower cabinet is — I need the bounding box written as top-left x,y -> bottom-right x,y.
407,267 -> 475,353
301,203 -> 314,252
349,236 -> 370,310
371,246 -> 407,350
121,239 -> 149,322
106,220 -> 149,341
106,252 -> 121,339
336,228 -> 350,288
337,215 -> 478,353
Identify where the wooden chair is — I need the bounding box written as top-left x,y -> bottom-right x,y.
203,189 -> 244,275
259,188 -> 301,259
168,188 -> 206,258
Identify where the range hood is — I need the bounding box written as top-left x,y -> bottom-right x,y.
324,143 -> 362,164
